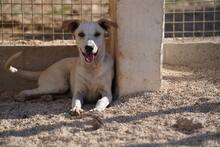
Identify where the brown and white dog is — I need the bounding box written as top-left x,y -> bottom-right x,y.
4,19 -> 117,115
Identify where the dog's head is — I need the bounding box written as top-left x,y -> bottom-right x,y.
63,19 -> 117,64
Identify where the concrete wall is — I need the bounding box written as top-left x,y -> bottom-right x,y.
163,40 -> 220,68
116,0 -> 164,97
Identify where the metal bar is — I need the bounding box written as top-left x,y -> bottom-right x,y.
41,0 -> 45,41
173,0 -> 176,38
193,2 -> 196,39
213,0 -> 216,38
0,15 -> 114,23
183,2 -> 185,39
101,0 -> 103,18
22,0 -> 24,41
166,10 -> 220,14
0,12 -> 106,15
0,32 -> 75,35
52,0 -> 54,40
202,2 -> 205,38
31,0 -> 34,40
62,0 -> 64,40
1,0 -> 3,43
0,2 -> 104,5
165,20 -> 220,23
91,0 -> 93,21
9,30 -> 220,38
11,0 -> 14,43
81,0 -> 83,20
165,0 -> 220,4
165,30 -> 220,33
71,0 -> 73,20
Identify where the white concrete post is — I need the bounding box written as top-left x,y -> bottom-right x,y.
116,0 -> 164,97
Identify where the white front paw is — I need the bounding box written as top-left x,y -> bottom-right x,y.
70,106 -> 84,116
90,107 -> 105,112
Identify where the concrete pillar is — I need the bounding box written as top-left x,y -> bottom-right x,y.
116,0 -> 164,97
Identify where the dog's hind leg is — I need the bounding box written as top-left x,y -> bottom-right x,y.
15,85 -> 68,101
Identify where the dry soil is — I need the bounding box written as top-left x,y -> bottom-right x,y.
0,65 -> 219,146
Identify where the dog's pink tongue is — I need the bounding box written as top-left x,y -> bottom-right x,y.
85,54 -> 94,63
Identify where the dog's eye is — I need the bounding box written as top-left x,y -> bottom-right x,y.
94,32 -> 101,37
78,32 -> 85,38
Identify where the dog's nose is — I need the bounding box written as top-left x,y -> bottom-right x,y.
85,45 -> 94,53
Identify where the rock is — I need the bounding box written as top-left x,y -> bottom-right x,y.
173,117 -> 205,134
40,95 -> 53,101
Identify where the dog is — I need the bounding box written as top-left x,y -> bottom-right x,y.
4,19 -> 117,115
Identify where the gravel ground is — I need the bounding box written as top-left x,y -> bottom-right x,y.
0,65 -> 219,146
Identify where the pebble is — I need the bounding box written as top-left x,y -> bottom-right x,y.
173,117 -> 205,133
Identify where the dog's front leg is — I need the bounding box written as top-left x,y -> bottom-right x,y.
70,92 -> 84,116
92,91 -> 112,112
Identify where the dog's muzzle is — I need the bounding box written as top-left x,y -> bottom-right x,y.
82,40 -> 98,63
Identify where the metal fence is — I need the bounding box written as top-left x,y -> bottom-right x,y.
165,0 -> 220,39
1,0 -> 219,44
0,0 -> 110,45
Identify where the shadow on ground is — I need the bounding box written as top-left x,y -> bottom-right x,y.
126,132 -> 220,147
0,97 -> 71,120
0,121 -> 82,137
0,99 -> 219,138
105,101 -> 220,124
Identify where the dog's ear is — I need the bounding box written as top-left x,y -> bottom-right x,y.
97,19 -> 118,32
62,20 -> 81,32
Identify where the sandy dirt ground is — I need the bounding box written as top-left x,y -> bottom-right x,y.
0,65 -> 219,146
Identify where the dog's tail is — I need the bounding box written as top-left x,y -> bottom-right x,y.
4,51 -> 42,81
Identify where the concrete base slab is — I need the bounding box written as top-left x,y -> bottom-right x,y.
163,40 -> 220,68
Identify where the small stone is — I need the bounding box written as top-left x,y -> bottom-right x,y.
40,95 -> 53,101
22,114 -> 28,119
173,117 -> 205,134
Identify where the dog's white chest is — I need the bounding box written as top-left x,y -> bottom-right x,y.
86,80 -> 101,102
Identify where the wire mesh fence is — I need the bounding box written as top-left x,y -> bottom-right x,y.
165,0 -> 220,40
0,0 -> 110,45
1,0 -> 219,44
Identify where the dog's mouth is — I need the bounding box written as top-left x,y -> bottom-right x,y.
82,51 -> 98,63
80,40 -> 99,63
